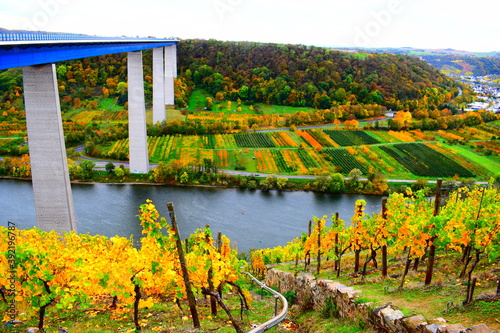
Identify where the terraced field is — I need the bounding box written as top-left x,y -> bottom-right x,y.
93,126 -> 498,179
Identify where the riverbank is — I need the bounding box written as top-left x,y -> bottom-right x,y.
0,169 -> 423,197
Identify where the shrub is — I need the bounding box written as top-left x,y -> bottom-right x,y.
320,296 -> 339,318
283,290 -> 297,305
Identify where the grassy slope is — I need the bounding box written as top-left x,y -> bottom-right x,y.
147,107 -> 186,125
273,250 -> 500,331
186,89 -> 316,115
445,144 -> 500,175
98,98 -> 125,111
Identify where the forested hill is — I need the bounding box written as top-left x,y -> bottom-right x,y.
177,39 -> 461,110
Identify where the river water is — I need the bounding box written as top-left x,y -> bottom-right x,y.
1,179 -> 382,252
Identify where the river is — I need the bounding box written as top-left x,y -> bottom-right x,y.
0,179 -> 383,252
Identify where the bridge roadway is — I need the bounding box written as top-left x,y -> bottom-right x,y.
1,32 -> 178,233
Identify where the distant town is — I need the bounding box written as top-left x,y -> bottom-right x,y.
460,76 -> 500,113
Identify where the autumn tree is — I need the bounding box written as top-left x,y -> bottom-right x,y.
205,97 -> 213,109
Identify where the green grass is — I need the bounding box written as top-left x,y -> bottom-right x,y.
166,107 -> 186,122
352,53 -> 368,60
294,310 -> 373,332
98,98 -> 125,111
186,89 -> 316,115
236,150 -> 257,172
186,89 -> 213,111
444,144 -> 500,174
146,107 -> 185,125
273,250 -> 500,331
253,104 -> 316,115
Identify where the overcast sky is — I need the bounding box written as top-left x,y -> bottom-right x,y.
0,0 -> 498,52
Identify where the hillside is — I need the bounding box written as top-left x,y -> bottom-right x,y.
419,55 -> 500,76
177,40 -> 461,111
352,46 -> 500,76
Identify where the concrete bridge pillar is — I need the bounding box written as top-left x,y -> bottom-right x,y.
152,47 -> 166,124
127,51 -> 149,173
171,44 -> 177,78
22,64 -> 77,233
164,44 -> 177,106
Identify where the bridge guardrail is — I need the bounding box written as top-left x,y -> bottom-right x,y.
0,33 -> 174,42
245,272 -> 288,333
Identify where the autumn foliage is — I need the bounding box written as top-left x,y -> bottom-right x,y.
252,186 -> 500,289
0,200 -> 248,331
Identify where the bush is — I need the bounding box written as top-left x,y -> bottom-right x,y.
235,163 -> 246,170
247,180 -> 258,189
283,291 -> 297,305
320,296 -> 339,318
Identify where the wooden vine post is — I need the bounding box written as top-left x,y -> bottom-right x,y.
167,202 -> 200,329
305,220 -> 312,269
381,198 -> 388,279
334,212 -> 340,271
353,202 -> 363,273
317,218 -> 322,275
205,224 -> 218,316
425,178 -> 442,285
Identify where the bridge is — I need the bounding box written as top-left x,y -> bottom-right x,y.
0,32 -> 178,233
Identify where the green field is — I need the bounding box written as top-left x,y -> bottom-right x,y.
93,127 -> 499,181
98,98 -> 125,111
186,89 -> 316,115
445,144 -> 500,174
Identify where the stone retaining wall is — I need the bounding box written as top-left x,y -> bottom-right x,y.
264,268 -> 496,333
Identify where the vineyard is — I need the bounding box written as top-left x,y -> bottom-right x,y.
186,110 -> 288,128
254,187 -> 500,271
234,132 -> 275,148
474,140 -> 500,154
322,148 -> 368,174
63,109 -> 128,124
0,121 -> 26,137
252,186 -> 500,330
91,125 -> 499,179
0,201 -> 252,332
1,105 -> 498,180
2,187 -> 499,332
323,130 -> 380,146
379,143 -> 476,178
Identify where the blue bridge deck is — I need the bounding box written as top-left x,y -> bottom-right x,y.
0,33 -> 178,70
